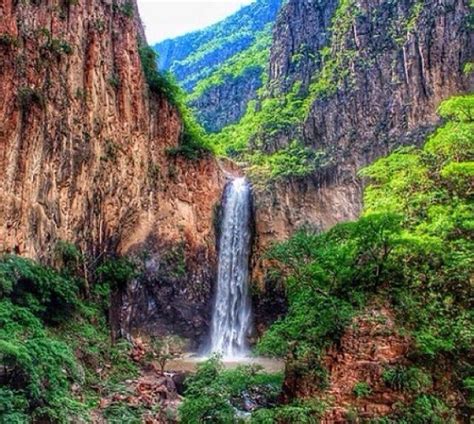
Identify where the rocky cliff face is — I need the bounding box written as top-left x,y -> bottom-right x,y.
300,0 -> 473,176
0,0 -> 232,345
282,307 -> 412,420
263,0 -> 473,167
251,0 -> 472,284
189,66 -> 263,133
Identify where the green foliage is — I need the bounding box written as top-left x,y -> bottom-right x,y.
396,395 -> 456,424
0,255 -> 80,323
0,299 -> 86,422
138,44 -> 212,158
179,357 -> 235,423
437,94 -> 474,122
97,257 -> 136,290
251,399 -> 327,424
353,381 -> 372,398
208,81 -> 308,158
0,388 -> 29,423
54,240 -> 82,278
37,28 -> 74,56
94,257 -> 136,310
359,94 -> 474,360
47,38 -> 74,56
203,0 -> 359,161
463,61 -> 474,75
382,365 -> 432,393
257,212 -> 403,358
247,140 -> 328,182
179,356 -> 283,423
463,376 -> 474,407
257,95 -> 473,417
203,0 -> 434,176
155,0 -> 282,91
189,27 -> 272,101
103,402 -> 144,423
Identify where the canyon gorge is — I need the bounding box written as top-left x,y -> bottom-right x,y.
0,0 -> 473,422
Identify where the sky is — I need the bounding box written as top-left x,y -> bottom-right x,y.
137,0 -> 255,44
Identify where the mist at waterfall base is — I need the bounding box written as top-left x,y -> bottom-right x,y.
206,177 -> 253,360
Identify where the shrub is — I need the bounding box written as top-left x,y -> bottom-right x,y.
0,255 -> 80,323
179,357 -> 234,423
257,213 -> 402,359
251,399 -> 326,424
397,395 -> 456,424
383,365 -> 432,393
147,335 -> 186,374
96,257 -> 136,291
179,357 -> 283,423
247,140 -> 328,183
353,382 -> 372,398
94,257 -> 136,310
0,301 -> 86,422
54,240 -> 82,275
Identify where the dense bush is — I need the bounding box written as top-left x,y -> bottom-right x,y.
352,382 -> 372,398
0,253 -> 141,422
0,255 -> 80,323
251,399 -> 327,423
0,256 -> 85,422
247,140 -> 328,183
179,356 -> 283,423
382,365 -> 432,393
257,212 -> 403,358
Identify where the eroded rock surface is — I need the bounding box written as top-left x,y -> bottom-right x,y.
0,0 -> 231,344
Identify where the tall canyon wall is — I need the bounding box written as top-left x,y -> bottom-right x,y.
0,0 -> 231,346
252,0 -> 472,287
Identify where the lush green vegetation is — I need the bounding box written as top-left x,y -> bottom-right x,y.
246,140 -> 328,183
178,31 -> 256,90
0,253 -> 143,422
138,44 -> 213,159
179,356 -> 283,423
253,95 -> 473,420
188,27 -> 272,102
154,0 -> 282,91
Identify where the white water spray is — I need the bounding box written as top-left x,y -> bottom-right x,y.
209,177 -> 253,358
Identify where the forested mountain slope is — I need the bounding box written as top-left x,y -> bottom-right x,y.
154,0 -> 282,90
154,0 -> 283,132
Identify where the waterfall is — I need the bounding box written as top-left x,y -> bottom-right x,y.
209,177 -> 253,358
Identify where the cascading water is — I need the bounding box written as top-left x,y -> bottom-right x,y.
209,177 -> 253,358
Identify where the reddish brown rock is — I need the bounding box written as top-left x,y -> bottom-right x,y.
0,0 -> 235,345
